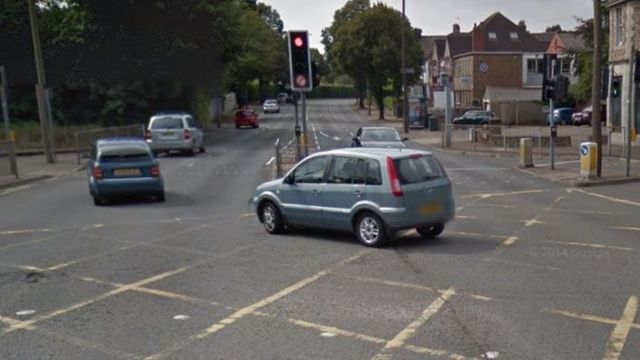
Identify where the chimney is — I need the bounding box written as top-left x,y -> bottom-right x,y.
453,23 -> 461,34
518,20 -> 527,31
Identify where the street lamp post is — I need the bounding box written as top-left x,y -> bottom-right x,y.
401,0 -> 409,134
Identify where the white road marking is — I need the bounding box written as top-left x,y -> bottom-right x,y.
173,315 -> 190,321
0,184 -> 36,196
319,131 -> 330,138
266,157 -> 275,166
574,188 -> 640,207
15,310 -> 36,316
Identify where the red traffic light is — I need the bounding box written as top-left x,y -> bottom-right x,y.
293,36 -> 304,48
295,75 -> 308,87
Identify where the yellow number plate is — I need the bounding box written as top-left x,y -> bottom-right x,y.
420,202 -> 442,216
114,168 -> 141,177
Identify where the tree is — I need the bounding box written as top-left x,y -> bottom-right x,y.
333,4 -> 423,119
570,5 -> 610,104
256,3 -> 284,35
545,24 -> 563,33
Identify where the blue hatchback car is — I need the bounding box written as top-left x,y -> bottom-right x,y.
88,138 -> 164,206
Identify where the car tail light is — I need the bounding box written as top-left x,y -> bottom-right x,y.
92,167 -> 104,180
184,129 -> 191,140
145,130 -> 152,140
150,166 -> 160,177
386,157 -> 403,197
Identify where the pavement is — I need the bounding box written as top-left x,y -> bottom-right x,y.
0,99 -> 639,359
0,153 -> 85,191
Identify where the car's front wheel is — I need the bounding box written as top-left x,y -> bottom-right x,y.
417,224 -> 445,239
355,212 -> 388,247
261,202 -> 284,234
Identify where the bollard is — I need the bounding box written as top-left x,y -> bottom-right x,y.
468,127 -> 475,142
579,142 -> 598,180
520,138 -> 533,168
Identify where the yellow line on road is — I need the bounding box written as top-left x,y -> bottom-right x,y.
445,231 -> 508,240
603,296 -> 639,360
370,288 -> 456,360
542,240 -> 635,252
461,189 -> 546,199
484,258 -> 561,271
1,267 -> 188,336
522,218 -> 545,227
613,226 -> 640,232
0,228 -> 53,236
574,188 -> 640,207
144,250 -> 371,360
549,309 -> 640,331
502,236 -> 518,246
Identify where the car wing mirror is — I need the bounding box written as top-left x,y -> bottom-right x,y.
283,175 -> 295,185
401,137 -> 409,142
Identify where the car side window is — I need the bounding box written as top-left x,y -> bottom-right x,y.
365,159 -> 382,185
293,156 -> 330,184
327,157 -> 357,184
353,159 -> 366,185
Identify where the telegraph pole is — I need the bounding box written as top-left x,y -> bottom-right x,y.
0,66 -> 10,141
401,0 -> 409,134
592,0 -> 602,177
28,0 -> 55,163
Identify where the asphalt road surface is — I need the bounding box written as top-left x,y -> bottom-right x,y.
0,99 -> 639,360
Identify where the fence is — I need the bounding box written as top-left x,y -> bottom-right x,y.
445,124 -> 617,158
74,124 -> 145,164
0,141 -> 18,179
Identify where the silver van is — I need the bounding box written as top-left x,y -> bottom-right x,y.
252,148 -> 455,247
146,112 -> 205,156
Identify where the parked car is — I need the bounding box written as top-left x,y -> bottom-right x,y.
263,99 -> 280,114
235,109 -> 259,129
452,110 -> 498,126
88,138 -> 164,206
146,112 -> 205,156
252,148 -> 455,247
277,93 -> 290,104
546,108 -> 574,125
352,127 -> 408,148
573,105 -> 607,126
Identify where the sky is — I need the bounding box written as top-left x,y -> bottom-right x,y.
261,0 -> 594,52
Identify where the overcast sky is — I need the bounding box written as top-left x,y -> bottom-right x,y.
261,0 -> 593,52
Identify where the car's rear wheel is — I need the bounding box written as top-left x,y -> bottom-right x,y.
156,191 -> 165,202
355,212 -> 388,247
417,224 -> 445,239
93,196 -> 105,206
261,202 -> 284,234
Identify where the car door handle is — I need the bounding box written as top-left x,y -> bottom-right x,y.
312,189 -> 320,196
354,190 -> 363,198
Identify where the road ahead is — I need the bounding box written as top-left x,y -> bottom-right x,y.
1,99 -> 639,360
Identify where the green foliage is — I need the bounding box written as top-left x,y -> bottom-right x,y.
570,5 -> 610,104
331,3 -> 423,119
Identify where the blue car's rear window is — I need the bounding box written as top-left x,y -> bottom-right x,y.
394,155 -> 444,184
100,154 -> 151,163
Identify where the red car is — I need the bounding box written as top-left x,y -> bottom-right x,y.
235,109 -> 259,129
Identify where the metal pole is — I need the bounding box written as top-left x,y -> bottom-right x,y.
401,0 -> 409,134
294,94 -> 301,161
443,77 -> 452,148
549,98 -> 555,170
0,66 -> 10,141
592,0 -> 602,176
274,138 -> 281,178
28,0 -> 55,163
627,49 -> 635,177
45,88 -> 56,158
301,92 -> 308,157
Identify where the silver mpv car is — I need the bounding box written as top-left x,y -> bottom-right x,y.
253,148 -> 455,247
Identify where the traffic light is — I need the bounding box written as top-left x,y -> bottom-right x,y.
611,78 -> 621,98
554,75 -> 570,103
311,61 -> 321,89
288,31 -> 312,92
542,54 -> 558,102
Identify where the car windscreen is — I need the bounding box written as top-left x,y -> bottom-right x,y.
362,129 -> 400,142
238,111 -> 254,117
265,100 -> 277,105
393,155 -> 444,184
150,117 -> 183,129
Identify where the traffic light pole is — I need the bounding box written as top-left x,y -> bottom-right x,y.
294,94 -> 301,161
549,98 -> 555,170
627,48 -> 635,177
301,91 -> 308,158
401,0 -> 409,134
